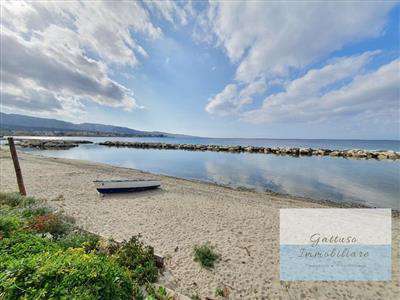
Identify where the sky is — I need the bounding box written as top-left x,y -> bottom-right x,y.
1,1 -> 399,139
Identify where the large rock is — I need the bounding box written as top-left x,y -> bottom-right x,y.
329,151 -> 341,157
299,148 -> 312,155
377,151 -> 397,160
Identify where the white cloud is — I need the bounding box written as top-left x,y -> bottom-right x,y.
145,0 -> 192,26
239,80 -> 267,100
243,54 -> 399,125
0,0 -> 162,115
206,79 -> 267,116
202,1 -> 398,131
206,84 -> 239,116
203,2 -> 396,83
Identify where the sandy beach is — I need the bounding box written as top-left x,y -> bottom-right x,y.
1,149 -> 399,299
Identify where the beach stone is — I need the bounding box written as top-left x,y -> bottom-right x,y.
299,148 -> 312,155
379,151 -> 397,159
263,148 -> 271,153
255,147 -> 264,153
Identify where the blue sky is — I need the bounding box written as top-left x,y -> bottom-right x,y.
1,1 -> 399,139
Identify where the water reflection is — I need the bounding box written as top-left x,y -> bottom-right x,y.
25,144 -> 399,209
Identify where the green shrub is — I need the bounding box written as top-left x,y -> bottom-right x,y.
22,206 -> 52,219
153,285 -> 173,300
193,243 -> 219,269
133,284 -> 145,300
0,193 -> 162,299
0,192 -> 36,207
0,232 -> 58,259
144,284 -> 173,300
0,215 -> 22,238
98,237 -> 120,255
116,236 -> 158,285
215,287 -> 224,297
0,248 -> 133,300
58,231 -> 100,252
27,212 -> 73,238
190,294 -> 201,300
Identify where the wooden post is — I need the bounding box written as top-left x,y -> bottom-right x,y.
7,137 -> 26,196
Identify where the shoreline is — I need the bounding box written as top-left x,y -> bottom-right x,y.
5,138 -> 400,160
1,149 -> 399,298
11,149 -> 398,212
99,141 -> 400,160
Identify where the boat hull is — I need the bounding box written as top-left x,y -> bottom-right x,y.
94,180 -> 160,194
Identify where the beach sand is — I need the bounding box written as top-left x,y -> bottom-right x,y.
1,149 -> 399,299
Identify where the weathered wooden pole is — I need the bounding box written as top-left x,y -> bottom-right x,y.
7,137 -> 26,196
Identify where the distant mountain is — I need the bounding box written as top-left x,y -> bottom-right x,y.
0,112 -> 184,137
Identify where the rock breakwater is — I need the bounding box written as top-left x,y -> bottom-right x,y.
16,139 -> 93,150
98,141 -> 400,160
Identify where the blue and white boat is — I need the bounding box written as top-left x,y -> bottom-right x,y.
94,179 -> 161,194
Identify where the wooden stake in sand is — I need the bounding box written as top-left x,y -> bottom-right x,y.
7,137 -> 26,196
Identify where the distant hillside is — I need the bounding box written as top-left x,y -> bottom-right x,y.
0,112 -> 178,137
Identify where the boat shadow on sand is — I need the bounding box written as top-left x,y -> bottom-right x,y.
97,188 -> 166,199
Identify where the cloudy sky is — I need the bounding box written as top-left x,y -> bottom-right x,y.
1,1 -> 399,139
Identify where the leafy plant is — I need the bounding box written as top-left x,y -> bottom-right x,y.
215,287 -> 224,297
57,231 -> 100,252
190,294 -> 201,300
22,206 -> 51,219
0,215 -> 22,238
0,192 -> 36,207
193,242 -> 219,269
0,193 -> 161,299
133,284 -> 145,300
155,285 -> 173,300
27,212 -> 73,238
0,232 -> 59,260
116,236 -> 158,285
0,247 -> 133,299
98,237 -> 120,255
145,285 -> 173,300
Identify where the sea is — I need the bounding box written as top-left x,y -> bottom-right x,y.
13,136 -> 400,210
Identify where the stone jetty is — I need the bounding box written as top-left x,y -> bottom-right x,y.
98,141 -> 400,160
16,139 -> 93,150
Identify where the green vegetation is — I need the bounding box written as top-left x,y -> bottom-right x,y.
193,242 -> 220,269
1,240 -> 133,299
0,192 -> 161,299
190,293 -> 201,300
27,212 -> 74,238
215,287 -> 224,297
0,191 -> 35,207
144,285 -> 174,300
58,231 -> 100,252
0,215 -> 22,238
116,235 -> 158,285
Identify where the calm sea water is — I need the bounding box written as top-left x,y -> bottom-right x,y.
22,142 -> 400,210
12,136 -> 400,151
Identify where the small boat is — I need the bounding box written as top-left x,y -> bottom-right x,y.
94,179 -> 161,194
